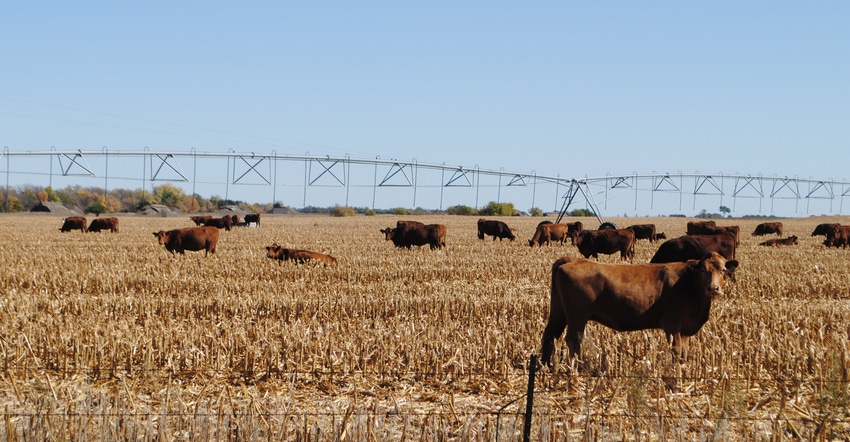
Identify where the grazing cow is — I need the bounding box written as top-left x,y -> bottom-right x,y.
265,243 -> 336,265
759,236 -> 798,246
60,216 -> 87,233
650,233 -> 737,263
752,222 -> 783,237
528,223 -> 570,247
153,226 -> 219,256
381,221 -> 446,250
204,216 -> 233,231
87,217 -> 119,233
190,215 -> 213,226
811,223 -> 847,247
824,225 -> 850,248
477,219 -> 516,241
627,224 -> 659,242
655,232 -> 667,241
573,229 -> 635,261
812,223 -> 840,238
686,220 -> 716,235
540,252 -> 739,364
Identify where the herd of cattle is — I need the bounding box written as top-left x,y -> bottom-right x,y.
57,214 -> 850,365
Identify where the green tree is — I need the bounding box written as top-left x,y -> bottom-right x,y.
529,207 -> 544,217
719,206 -> 731,217
153,183 -> 187,208
569,208 -> 596,217
447,205 -> 477,215
479,201 -> 518,216
85,201 -> 109,215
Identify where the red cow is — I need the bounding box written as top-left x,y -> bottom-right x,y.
541,252 -> 739,364
528,223 -> 570,247
190,215 -> 213,226
573,229 -> 635,261
627,224 -> 659,242
752,222 -> 783,237
265,243 -> 336,265
87,217 -> 119,233
203,216 -> 233,231
381,221 -> 446,250
153,226 -> 220,256
759,236 -> 798,246
60,216 -> 87,233
650,233 -> 737,263
477,219 -> 516,241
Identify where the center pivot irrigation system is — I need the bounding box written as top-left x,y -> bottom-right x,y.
2,148 -> 849,220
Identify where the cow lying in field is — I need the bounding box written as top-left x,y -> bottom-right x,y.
265,243 -> 336,265
153,226 -> 219,256
759,236 -> 798,246
541,252 -> 738,365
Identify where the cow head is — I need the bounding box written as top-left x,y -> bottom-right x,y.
380,227 -> 395,241
266,243 -> 284,259
691,252 -> 739,297
153,231 -> 169,245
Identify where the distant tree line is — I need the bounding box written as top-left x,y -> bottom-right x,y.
1,184 -> 270,214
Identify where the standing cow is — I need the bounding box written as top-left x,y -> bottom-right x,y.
87,217 -> 119,233
244,213 -> 261,227
541,252 -> 739,365
627,224 -> 659,242
650,233 -> 737,263
204,216 -> 233,231
153,226 -> 220,256
60,216 -> 87,233
477,219 -> 515,241
752,222 -> 783,237
573,229 -> 635,261
381,220 -> 446,250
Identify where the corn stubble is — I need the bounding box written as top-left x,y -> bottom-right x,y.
0,214 -> 848,440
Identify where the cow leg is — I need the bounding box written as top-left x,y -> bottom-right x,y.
540,318 -> 567,366
565,323 -> 586,359
666,332 -> 689,362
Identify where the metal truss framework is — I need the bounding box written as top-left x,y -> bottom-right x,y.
2,148 -> 848,219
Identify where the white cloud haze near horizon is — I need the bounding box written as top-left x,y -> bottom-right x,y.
2,2 -> 849,217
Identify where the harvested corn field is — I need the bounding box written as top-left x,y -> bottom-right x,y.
0,214 -> 848,440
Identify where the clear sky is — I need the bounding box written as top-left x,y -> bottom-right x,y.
1,2 -> 848,215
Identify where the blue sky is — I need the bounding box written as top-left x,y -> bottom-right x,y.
1,2 -> 849,215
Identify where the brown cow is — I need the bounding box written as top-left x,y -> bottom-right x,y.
228,214 -> 240,226
381,221 -> 446,250
686,220 -> 716,235
811,223 -> 848,247
203,216 -> 233,231
752,222 -> 783,237
60,216 -> 87,233
190,215 -> 213,226
528,223 -> 570,247
650,233 -> 737,263
687,222 -> 740,245
477,219 -> 516,241
573,229 -> 635,261
627,224 -> 659,242
153,226 -> 219,256
541,252 -> 739,364
759,236 -> 798,246
244,213 -> 261,227
265,243 -> 336,265
87,217 -> 119,233
824,225 -> 850,248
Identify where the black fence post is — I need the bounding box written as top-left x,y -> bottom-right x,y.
523,353 -> 539,442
